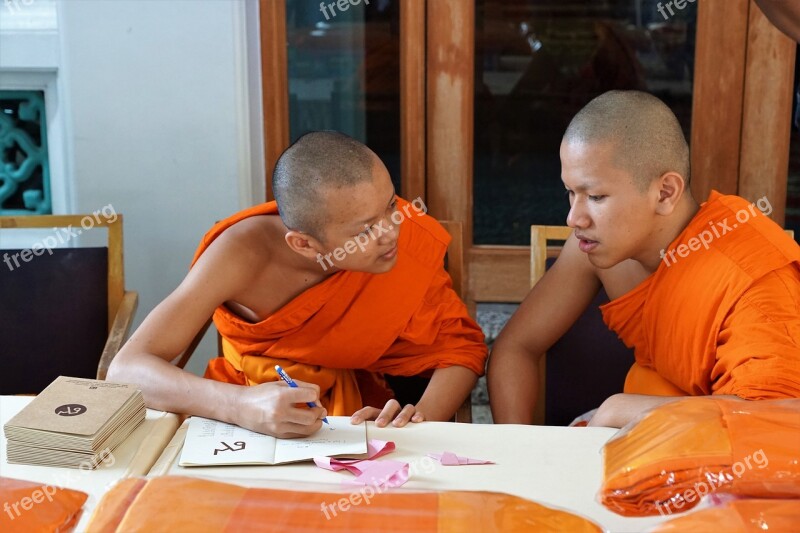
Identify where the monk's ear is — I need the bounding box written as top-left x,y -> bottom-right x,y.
654,171 -> 685,215
284,230 -> 324,259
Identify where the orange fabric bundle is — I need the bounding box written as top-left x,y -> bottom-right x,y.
194,198 -> 487,415
88,476 -> 601,532
601,191 -> 800,399
0,477 -> 88,533
652,499 -> 800,533
600,398 -> 800,517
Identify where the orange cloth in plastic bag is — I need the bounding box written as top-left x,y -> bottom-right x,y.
0,477 -> 88,533
652,499 -> 800,533
87,476 -> 601,532
600,398 -> 800,517
194,198 -> 487,416
601,191 -> 800,399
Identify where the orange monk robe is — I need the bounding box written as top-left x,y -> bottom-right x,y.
601,191 -> 800,399
87,476 -> 603,532
192,198 -> 487,415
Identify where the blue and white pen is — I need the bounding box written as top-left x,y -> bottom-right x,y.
274,365 -> 329,424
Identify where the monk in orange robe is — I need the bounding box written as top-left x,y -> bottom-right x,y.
110,132 -> 486,437
488,90 -> 800,427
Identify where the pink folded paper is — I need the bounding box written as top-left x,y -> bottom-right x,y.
428,451 -> 495,466
314,439 -> 409,488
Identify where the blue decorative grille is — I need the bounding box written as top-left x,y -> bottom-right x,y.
0,90 -> 51,215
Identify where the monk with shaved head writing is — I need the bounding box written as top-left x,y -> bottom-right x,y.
489,90 -> 800,428
109,131 -> 486,438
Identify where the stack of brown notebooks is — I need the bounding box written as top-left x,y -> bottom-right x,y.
3,376 -> 145,469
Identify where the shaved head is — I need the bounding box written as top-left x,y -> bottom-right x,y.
272,131 -> 377,239
563,90 -> 690,189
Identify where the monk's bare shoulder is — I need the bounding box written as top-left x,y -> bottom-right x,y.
213,215 -> 275,262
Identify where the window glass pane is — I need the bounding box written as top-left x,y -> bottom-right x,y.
286,0 -> 401,191
474,0 -> 696,244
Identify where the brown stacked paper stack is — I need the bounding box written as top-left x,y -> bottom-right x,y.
3,376 -> 145,469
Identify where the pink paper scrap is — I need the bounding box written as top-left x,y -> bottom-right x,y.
427,451 -> 495,466
313,440 -> 409,488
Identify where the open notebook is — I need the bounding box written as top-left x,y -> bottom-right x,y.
178,416 -> 367,467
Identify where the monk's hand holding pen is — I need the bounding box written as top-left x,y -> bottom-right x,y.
350,399 -> 425,428
231,380 -> 327,438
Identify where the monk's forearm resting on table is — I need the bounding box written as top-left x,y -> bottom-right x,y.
486,340 -> 540,424
414,365 -> 478,421
108,351 -> 241,423
589,393 -> 744,428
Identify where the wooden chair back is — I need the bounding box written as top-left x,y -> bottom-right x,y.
530,225 -> 633,426
0,214 -> 137,392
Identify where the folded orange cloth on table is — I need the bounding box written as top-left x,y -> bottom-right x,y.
194,198 -> 487,416
652,499 -> 800,533
87,476 -> 601,532
600,398 -> 800,517
0,477 -> 88,533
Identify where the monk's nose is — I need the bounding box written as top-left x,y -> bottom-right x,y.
566,202 -> 589,229
378,218 -> 399,244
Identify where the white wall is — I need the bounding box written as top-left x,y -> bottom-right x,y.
54,0 -> 264,374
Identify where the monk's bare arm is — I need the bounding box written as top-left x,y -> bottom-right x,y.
589,394 -> 743,428
415,366 -> 478,421
488,234 -> 601,424
350,366 -> 478,427
108,231 -> 325,437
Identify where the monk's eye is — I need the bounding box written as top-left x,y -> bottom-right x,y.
354,225 -> 371,238
588,195 -> 607,202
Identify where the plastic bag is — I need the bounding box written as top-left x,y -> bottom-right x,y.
599,398 -> 800,516
651,498 -> 800,532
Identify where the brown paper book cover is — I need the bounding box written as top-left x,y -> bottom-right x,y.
4,376 -> 141,438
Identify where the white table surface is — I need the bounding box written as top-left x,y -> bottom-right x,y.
154,419 -> 680,533
1,395 -> 180,532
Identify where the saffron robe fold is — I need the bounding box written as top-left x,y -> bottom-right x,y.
87,476 -> 603,532
192,198 -> 487,415
600,398 -> 800,517
601,191 -> 800,399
